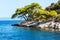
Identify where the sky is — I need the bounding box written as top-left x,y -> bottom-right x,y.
0,0 -> 58,18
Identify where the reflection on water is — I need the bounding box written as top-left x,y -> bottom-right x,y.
40,28 -> 60,32
0,20 -> 60,40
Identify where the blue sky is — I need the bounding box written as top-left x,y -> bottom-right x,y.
0,0 -> 58,18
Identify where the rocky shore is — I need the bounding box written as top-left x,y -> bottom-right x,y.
12,20 -> 60,30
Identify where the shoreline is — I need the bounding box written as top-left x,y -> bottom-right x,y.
12,20 -> 60,31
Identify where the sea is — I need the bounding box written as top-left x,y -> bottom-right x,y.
0,19 -> 60,40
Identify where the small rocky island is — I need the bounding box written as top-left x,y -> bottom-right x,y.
12,0 -> 60,31
12,21 -> 60,29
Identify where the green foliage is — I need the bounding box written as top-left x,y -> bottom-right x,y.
56,14 -> 60,21
11,2 -> 59,21
11,13 -> 17,18
11,2 -> 42,20
32,9 -> 57,21
49,11 -> 57,17
45,0 -> 60,14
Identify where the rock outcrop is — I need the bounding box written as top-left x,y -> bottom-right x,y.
12,21 -> 60,29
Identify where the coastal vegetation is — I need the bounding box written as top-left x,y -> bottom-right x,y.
11,0 -> 60,30
12,0 -> 60,22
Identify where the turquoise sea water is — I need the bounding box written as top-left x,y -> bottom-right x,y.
0,20 -> 60,40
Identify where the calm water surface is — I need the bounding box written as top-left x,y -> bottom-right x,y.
0,20 -> 60,40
